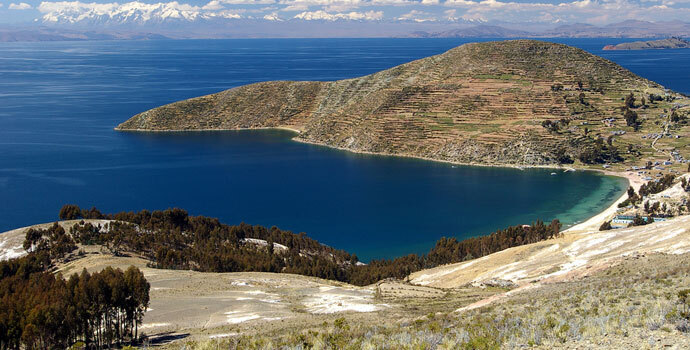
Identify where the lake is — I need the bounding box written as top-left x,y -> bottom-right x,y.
3,38 -> 685,260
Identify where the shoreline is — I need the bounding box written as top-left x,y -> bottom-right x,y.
117,126 -> 581,171
563,170 -> 644,234
116,126 -> 639,232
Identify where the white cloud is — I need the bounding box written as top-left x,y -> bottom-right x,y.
277,0 -> 416,9
216,10 -> 242,17
9,2 -> 32,9
397,9 -> 436,21
202,0 -> 224,10
370,0 -> 416,4
280,3 -> 308,10
220,0 -> 275,4
280,0 -> 361,6
443,0 -> 690,25
294,9 -> 383,20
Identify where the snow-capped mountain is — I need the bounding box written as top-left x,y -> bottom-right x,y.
38,1 -> 236,26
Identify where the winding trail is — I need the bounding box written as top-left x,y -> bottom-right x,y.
651,117 -> 671,156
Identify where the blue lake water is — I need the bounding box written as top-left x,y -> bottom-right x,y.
1,38 -> 686,260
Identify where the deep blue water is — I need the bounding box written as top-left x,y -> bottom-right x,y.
2,38 -> 685,260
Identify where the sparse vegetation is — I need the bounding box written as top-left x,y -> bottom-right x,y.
172,253 -> 690,349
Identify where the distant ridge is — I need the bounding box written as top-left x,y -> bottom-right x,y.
603,37 -> 690,50
413,21 -> 690,39
1,19 -> 690,41
0,27 -> 169,42
410,25 -> 532,38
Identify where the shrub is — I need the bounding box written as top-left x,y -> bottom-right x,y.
599,221 -> 612,231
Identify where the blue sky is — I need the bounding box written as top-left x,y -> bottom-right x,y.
0,0 -> 688,25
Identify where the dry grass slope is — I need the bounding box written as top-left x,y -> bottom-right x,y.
170,253 -> 690,349
117,40 -> 690,169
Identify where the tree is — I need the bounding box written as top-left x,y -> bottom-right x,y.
578,138 -> 622,164
671,110 -> 682,123
624,108 -> 639,130
541,120 -> 558,132
553,147 -> 573,164
124,266 -> 149,343
60,204 -> 83,220
599,221 -> 612,231
578,92 -> 586,105
0,253 -> 150,349
625,92 -> 636,109
629,214 -> 648,227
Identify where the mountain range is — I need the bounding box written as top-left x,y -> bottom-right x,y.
1,19 -> 689,41
412,21 -> 690,38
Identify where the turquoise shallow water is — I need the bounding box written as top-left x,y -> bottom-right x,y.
0,38 -> 671,260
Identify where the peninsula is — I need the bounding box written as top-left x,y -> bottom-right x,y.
117,40 -> 690,172
603,37 -> 690,50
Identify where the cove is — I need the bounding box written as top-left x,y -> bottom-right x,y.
0,38 -> 646,261
113,128 -> 627,261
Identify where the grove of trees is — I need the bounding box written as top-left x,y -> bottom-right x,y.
0,253 -> 149,349
1,205 -> 564,348
51,205 -> 563,286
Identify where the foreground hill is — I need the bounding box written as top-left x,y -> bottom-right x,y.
117,40 -> 690,168
3,213 -> 690,348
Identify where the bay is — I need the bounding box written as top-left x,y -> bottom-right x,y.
3,37 -> 680,260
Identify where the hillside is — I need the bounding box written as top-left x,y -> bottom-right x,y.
604,37 -> 690,50
3,214 -> 690,348
117,40 -> 690,169
2,174 -> 689,347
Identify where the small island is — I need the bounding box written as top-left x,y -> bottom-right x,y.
603,37 -> 690,50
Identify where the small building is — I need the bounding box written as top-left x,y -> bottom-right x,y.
611,215 -> 666,228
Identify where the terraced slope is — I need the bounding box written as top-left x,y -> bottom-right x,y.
117,40 -> 689,166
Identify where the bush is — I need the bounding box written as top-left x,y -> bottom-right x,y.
59,204 -> 82,220
599,221 -> 612,231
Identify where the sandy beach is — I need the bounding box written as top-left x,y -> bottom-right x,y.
564,170 -> 645,234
